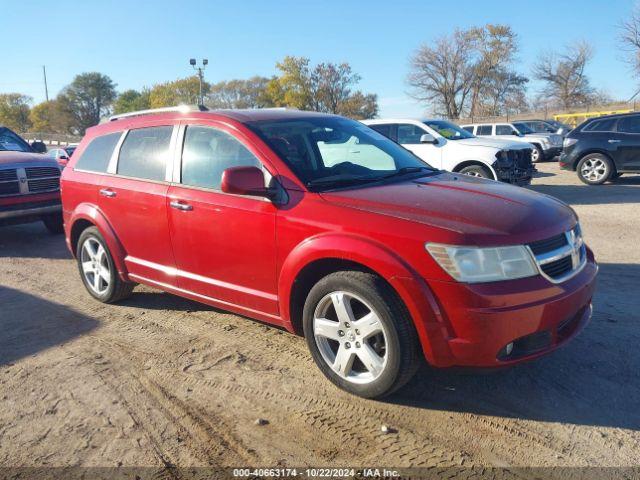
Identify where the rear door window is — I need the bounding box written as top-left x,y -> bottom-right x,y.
476,125 -> 492,136
74,132 -> 122,173
117,126 -> 173,181
369,124 -> 393,140
617,116 -> 640,134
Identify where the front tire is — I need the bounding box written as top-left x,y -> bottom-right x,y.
302,271 -> 420,398
531,145 -> 543,163
42,212 -> 64,234
459,164 -> 492,179
577,154 -> 613,185
76,226 -> 134,303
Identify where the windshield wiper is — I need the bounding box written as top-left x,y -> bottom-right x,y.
306,175 -> 379,189
375,166 -> 435,181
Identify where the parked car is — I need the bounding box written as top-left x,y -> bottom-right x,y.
559,112 -> 640,185
362,118 -> 534,185
62,106 -> 597,398
462,122 -> 563,162
515,119 -> 572,137
0,126 -> 63,233
47,147 -> 72,168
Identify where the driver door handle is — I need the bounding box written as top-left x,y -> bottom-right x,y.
170,200 -> 193,211
99,188 -> 116,198
608,139 -> 621,143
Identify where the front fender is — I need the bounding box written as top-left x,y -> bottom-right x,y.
278,233 -> 453,364
67,203 -> 129,280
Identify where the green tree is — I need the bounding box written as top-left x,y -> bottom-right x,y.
0,93 -> 32,132
58,72 -> 117,134
113,89 -> 151,114
29,100 -> 73,133
206,76 -> 272,109
149,76 -> 209,108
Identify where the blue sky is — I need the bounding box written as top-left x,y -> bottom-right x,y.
1,0 -> 637,117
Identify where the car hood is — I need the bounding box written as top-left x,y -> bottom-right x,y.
0,151 -> 54,166
319,173 -> 576,244
454,137 -> 531,150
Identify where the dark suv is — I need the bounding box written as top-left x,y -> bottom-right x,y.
560,112 -> 640,185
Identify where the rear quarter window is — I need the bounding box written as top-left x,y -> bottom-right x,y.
74,132 -> 122,173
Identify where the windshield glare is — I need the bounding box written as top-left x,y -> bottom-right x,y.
248,117 -> 436,190
0,128 -> 32,153
424,120 -> 474,140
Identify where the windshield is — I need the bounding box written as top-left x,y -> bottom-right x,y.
424,120 -> 474,140
248,116 -> 437,191
0,128 -> 32,153
513,123 -> 534,134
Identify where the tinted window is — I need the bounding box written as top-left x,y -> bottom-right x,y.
477,125 -> 492,136
584,118 -> 616,132
370,124 -> 393,139
0,128 -> 32,153
397,124 -> 424,144
117,126 -> 173,181
617,115 -> 640,134
181,126 -> 261,190
496,125 -> 515,135
75,132 -> 121,173
462,126 -> 474,133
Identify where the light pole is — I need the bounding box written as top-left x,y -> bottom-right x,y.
190,58 -> 208,106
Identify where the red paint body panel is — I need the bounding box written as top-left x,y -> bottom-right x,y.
62,109 -> 597,369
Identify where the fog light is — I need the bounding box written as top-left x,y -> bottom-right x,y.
505,342 -> 514,356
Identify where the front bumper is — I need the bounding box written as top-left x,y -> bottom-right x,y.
420,249 -> 597,368
0,198 -> 61,224
494,164 -> 535,186
543,146 -> 562,159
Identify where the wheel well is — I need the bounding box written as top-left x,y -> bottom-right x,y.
288,258 -> 379,336
453,160 -> 495,180
70,219 -> 95,256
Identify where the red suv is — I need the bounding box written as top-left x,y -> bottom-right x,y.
61,107 -> 597,398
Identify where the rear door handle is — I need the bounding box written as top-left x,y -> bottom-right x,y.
99,188 -> 116,198
608,139 -> 622,143
170,200 -> 193,211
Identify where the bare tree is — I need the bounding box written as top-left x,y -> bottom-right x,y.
407,29 -> 477,118
619,5 -> 640,82
408,25 -> 525,118
533,42 -> 595,109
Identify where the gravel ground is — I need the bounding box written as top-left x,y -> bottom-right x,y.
0,163 -> 639,478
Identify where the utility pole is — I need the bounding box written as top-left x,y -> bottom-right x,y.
42,65 -> 49,102
189,58 -> 208,106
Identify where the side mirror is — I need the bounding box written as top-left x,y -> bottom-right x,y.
221,166 -> 269,197
420,133 -> 437,144
31,141 -> 47,154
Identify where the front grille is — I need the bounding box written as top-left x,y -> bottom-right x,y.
528,233 -> 568,255
541,255 -> 573,278
28,177 -> 60,193
527,226 -> 586,282
0,169 -> 18,181
507,149 -> 533,169
25,166 -> 60,179
0,182 -> 20,195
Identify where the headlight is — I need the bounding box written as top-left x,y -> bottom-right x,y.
426,243 -> 539,283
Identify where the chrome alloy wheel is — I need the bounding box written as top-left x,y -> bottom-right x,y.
581,158 -> 607,182
465,171 -> 484,178
80,237 -> 110,295
531,147 -> 541,162
313,291 -> 388,384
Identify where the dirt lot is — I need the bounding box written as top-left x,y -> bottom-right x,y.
1,163 -> 639,477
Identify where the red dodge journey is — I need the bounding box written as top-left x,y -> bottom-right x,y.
61,106 -> 597,398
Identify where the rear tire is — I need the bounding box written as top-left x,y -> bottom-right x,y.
459,164 -> 492,180
577,154 -> 613,185
42,212 -> 64,234
76,226 -> 134,303
302,271 -> 421,398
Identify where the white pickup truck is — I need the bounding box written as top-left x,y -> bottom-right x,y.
362,118 -> 535,186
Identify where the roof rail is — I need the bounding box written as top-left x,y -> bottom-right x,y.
106,105 -> 209,122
